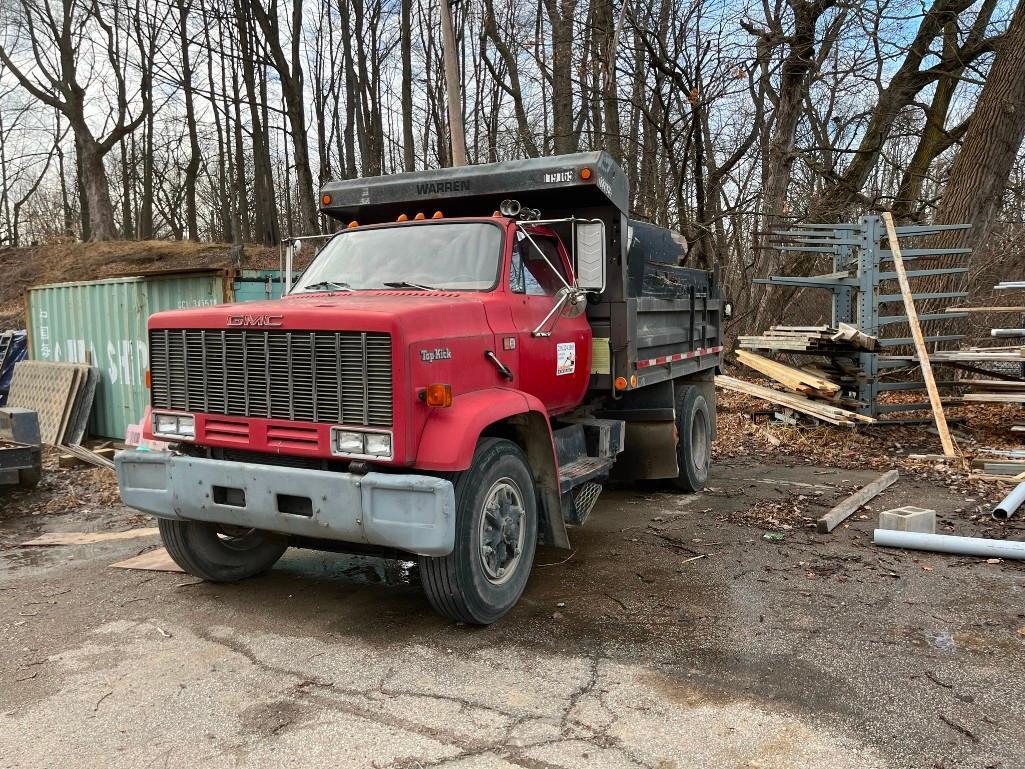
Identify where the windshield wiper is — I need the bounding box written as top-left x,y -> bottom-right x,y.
302,280 -> 352,292
383,281 -> 437,291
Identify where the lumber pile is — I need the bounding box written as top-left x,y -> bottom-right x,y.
6,361 -> 99,447
715,375 -> 875,426
738,324 -> 880,354
735,350 -> 839,398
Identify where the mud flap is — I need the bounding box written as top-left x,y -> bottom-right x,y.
609,420 -> 680,481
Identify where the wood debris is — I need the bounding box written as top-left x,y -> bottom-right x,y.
715,375 -> 875,426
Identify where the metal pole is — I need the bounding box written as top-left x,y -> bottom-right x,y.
439,0 -> 467,167
874,529 -> 1025,560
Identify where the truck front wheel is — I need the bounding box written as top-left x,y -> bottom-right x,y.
158,518 -> 287,582
671,384 -> 712,492
419,438 -> 538,625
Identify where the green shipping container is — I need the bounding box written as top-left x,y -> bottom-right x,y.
26,268 -> 285,440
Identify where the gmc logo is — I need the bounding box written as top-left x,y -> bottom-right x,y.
227,314 -> 284,327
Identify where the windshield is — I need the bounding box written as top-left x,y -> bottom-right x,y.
292,221 -> 503,292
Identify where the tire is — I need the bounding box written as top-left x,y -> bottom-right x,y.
671,384 -> 711,492
158,518 -> 287,582
419,438 -> 538,625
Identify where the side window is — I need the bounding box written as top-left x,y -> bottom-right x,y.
509,233 -> 568,296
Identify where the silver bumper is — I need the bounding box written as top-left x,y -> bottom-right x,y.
115,451 -> 455,556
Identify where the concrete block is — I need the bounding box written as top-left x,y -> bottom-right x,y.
879,506 -> 936,534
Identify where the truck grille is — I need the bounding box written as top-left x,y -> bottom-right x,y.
149,329 -> 392,427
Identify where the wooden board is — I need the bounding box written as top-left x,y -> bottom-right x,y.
882,212 -> 956,459
963,393 -> 1025,403
715,375 -> 875,425
816,470 -> 900,533
945,306 -> 1025,313
110,548 -> 184,572
20,528 -> 160,546
735,350 -> 840,396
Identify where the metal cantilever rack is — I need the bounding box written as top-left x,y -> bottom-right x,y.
756,215 -> 972,420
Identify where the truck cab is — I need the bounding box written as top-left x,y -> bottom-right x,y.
116,152 -> 723,624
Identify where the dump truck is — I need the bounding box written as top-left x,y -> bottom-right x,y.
115,152 -> 724,623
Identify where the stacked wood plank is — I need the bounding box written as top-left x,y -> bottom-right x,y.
738,324 -> 879,354
735,350 -> 839,398
715,375 -> 876,426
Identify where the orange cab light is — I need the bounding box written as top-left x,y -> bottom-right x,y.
347,220 -> 359,228
580,167 -> 592,180
492,210 -> 501,217
397,213 -> 408,222
321,193 -> 332,205
145,369 -> 151,389
432,210 -> 443,219
630,374 -> 638,387
614,376 -> 628,391
425,383 -> 453,408
414,212 -> 426,220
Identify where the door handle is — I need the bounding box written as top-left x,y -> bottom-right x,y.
485,350 -> 514,381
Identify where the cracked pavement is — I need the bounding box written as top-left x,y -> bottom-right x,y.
2,459 -> 1024,768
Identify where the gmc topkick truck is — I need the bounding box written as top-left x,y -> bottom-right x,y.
115,152 -> 723,624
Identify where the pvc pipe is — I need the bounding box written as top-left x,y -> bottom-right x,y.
873,529 -> 1025,560
990,329 -> 1025,338
994,481 -> 1025,520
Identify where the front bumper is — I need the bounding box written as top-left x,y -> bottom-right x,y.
115,451 -> 455,556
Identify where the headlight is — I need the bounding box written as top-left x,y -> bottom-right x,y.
330,428 -> 392,459
364,433 -> 392,457
152,412 -> 195,440
334,430 -> 365,454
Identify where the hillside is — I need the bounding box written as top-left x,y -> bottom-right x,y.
0,240 -> 279,330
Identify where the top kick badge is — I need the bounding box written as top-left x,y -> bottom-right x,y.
420,347 -> 453,363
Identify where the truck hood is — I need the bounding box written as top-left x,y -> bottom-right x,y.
147,290 -> 492,342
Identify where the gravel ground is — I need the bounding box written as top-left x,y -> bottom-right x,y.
1,457 -> 1024,769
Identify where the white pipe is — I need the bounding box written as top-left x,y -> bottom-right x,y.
994,481 -> 1025,520
874,529 -> 1025,560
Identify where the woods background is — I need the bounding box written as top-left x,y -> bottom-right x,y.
1,0 -> 1024,333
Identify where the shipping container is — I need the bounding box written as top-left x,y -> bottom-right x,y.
26,268 -> 287,440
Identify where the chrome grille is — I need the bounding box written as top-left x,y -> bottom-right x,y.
149,329 -> 393,427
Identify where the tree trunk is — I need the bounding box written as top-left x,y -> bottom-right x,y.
75,131 -> 117,241
934,0 -> 1025,246
543,0 -> 579,155
179,0 -> 202,241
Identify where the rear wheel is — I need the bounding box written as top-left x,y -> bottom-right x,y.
158,518 -> 287,582
671,385 -> 711,492
419,438 -> 538,624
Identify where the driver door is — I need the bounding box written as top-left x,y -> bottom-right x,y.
507,231 -> 591,414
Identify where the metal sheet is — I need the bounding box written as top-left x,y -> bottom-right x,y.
26,273 -> 229,439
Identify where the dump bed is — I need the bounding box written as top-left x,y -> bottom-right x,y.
317,152 -> 722,392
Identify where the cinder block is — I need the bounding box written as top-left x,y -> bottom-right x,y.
879,506 -> 936,534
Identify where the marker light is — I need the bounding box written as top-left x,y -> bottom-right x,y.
580,167 -> 593,180
145,369 -> 151,389
397,213 -> 408,221
432,211 -> 443,219
425,383 -> 453,408
321,194 -> 332,205
614,376 -> 628,391
414,212 -> 426,220
347,220 -> 359,228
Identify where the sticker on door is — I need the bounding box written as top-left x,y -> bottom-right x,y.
556,342 -> 576,375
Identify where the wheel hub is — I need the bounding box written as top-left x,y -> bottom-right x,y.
478,478 -> 526,585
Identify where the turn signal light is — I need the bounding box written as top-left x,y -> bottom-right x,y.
580,167 -> 593,180
145,369 -> 151,389
321,193 -> 332,205
425,383 -> 453,408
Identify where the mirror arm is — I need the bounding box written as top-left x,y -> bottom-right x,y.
531,289 -> 575,337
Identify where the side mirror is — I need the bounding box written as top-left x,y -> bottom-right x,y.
574,221 -> 606,293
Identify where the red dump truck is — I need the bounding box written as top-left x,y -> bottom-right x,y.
116,152 -> 724,623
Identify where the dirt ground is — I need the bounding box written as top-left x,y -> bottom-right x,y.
2,415 -> 1025,768
0,240 -> 279,329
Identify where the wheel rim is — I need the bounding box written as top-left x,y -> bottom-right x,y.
691,409 -> 709,472
477,477 -> 526,585
214,525 -> 265,552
